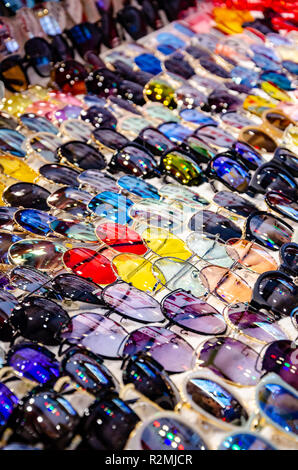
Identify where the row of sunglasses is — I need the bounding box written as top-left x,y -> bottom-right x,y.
0,19 -> 297,450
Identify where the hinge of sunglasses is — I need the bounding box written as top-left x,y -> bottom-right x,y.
248,411 -> 266,432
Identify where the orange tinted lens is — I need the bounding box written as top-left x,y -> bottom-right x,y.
2,64 -> 28,92
265,112 -> 292,131
226,239 -> 278,274
200,265 -> 252,304
241,128 -> 276,153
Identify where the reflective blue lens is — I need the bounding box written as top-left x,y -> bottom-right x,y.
212,156 -> 250,192
118,175 -> 160,200
88,191 -> 133,224
134,53 -> 162,75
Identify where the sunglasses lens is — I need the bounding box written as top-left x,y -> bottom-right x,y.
102,281 -> 164,323
0,208 -> 17,231
162,289 -> 226,335
199,337 -> 261,386
78,170 -> 118,193
0,291 -> 18,341
63,350 -> 117,395
185,376 -> 248,426
200,265 -> 252,304
260,71 -> 292,91
9,239 -> 66,271
0,56 -> 28,92
0,232 -> 24,264
51,219 -> 97,243
135,53 -> 162,75
247,213 -> 292,250
187,233 -> 234,267
175,85 -> 207,108
164,53 -> 194,79
203,89 -> 242,113
137,128 -> 175,155
10,297 -> 69,345
257,382 -> 298,437
53,105 -> 83,124
60,143 -> 106,172
160,184 -> 209,208
161,151 -> 205,186
61,119 -> 93,141
226,239 -> 278,273
118,175 -> 160,200
218,433 -> 275,450
80,393 -> 139,450
88,191 -> 133,224
226,305 -> 287,343
213,191 -> 257,218
262,340 -> 298,390
281,244 -> 298,276
0,383 -> 18,432
266,191 -> 298,223
189,210 -> 242,243
61,313 -> 127,359
184,136 -> 215,163
9,266 -> 51,294
4,182 -> 50,211
52,60 -> 88,95
81,106 -> 117,129
153,257 -> 205,298
39,164 -> 80,186
96,222 -> 147,255
266,111 -> 292,131
123,354 -> 179,409
211,156 -> 250,192
29,134 -> 64,163
122,326 -> 196,373
144,104 -> 179,124
8,345 -> 60,384
233,141 -> 265,169
110,145 -> 158,178
0,129 -> 26,158
196,126 -> 235,148
52,273 -> 102,305
19,113 -> 58,134
159,122 -> 193,143
14,209 -> 56,237
241,128 -> 277,153
112,253 -> 158,293
25,38 -> 52,77
250,164 -> 297,195
199,56 -> 230,78
92,128 -> 128,150
47,187 -> 90,219
64,248 -> 117,285
140,416 -> 207,450
144,79 -> 177,109
12,391 -> 79,449
180,108 -> 215,126
255,273 -> 298,317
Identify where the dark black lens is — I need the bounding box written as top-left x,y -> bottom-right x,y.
136,128 -> 175,156
109,144 -> 158,178
202,89 -> 242,113
85,68 -> 121,98
164,52 -> 195,79
61,348 -> 117,395
51,273 -> 102,305
199,56 -> 230,78
92,127 -> 129,150
233,141 -> 265,170
213,191 -> 257,218
2,183 -> 50,211
246,211 -> 293,251
122,353 -> 179,410
248,163 -> 297,196
57,141 -> 106,171
0,290 -> 18,341
10,296 -> 70,345
188,210 -> 242,242
39,164 -> 80,186
81,106 -> 117,129
273,147 -> 298,177
24,38 -> 53,77
118,80 -> 145,105
79,391 -> 140,450
252,272 -> 298,318
280,243 -> 298,276
10,390 -> 79,449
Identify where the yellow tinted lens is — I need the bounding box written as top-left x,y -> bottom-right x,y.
144,79 -> 177,110
0,155 -> 38,182
261,82 -> 292,103
286,125 -> 298,146
142,227 -> 192,260
1,94 -> 33,117
243,95 -> 276,117
112,253 -> 164,292
0,182 -> 6,206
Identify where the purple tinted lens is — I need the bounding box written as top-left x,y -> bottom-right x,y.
52,274 -> 102,305
199,56 -> 230,78
213,191 -> 257,218
121,326 -> 196,373
162,289 -> 226,335
226,305 -> 287,343
262,340 -> 298,391
92,128 -> 129,150
8,345 -> 60,384
102,282 -> 164,323
0,291 -> 18,341
198,337 -> 261,386
81,106 -> 117,129
61,312 -> 128,359
204,89 -> 242,113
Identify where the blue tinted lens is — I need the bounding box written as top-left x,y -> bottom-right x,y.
134,54 -> 162,75
8,346 -> 60,384
260,72 -> 293,91
88,191 -> 133,224
20,114 -> 58,134
159,122 -> 193,143
282,60 -> 298,75
157,44 -> 177,55
156,32 -> 185,49
230,66 -> 259,88
218,433 -> 275,450
212,156 -> 250,192
15,209 -> 56,236
118,175 -> 160,200
253,54 -> 281,72
0,383 -> 18,429
180,108 -> 216,126
173,23 -> 195,37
